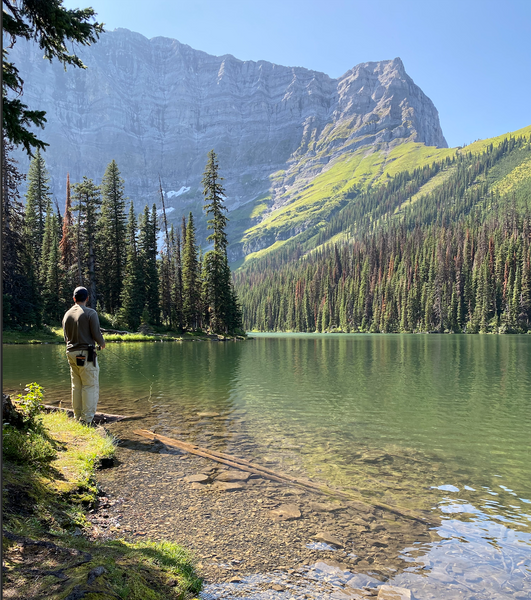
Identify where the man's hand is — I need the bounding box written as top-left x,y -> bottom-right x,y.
99,343 -> 106,350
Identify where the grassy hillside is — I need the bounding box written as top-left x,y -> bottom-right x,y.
234,127 -> 531,334
234,125 -> 531,267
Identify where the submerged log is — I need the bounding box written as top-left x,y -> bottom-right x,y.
133,429 -> 430,524
44,404 -> 144,424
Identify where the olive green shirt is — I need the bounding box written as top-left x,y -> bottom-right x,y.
62,304 -> 105,352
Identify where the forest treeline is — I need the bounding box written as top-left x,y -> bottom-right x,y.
234,135 -> 531,333
2,144 -> 242,334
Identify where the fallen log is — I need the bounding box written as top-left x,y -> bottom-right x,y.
43,404 -> 144,424
133,429 -> 430,524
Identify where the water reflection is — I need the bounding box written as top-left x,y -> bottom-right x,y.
3,335 -> 531,598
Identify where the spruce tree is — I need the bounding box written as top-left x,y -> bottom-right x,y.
41,202 -> 63,322
120,203 -> 144,330
201,150 -> 242,333
172,227 -> 184,330
98,160 -> 127,313
138,204 -> 160,325
2,137 -> 36,327
24,148 -> 51,278
60,173 -> 78,303
71,177 -> 101,308
182,212 -> 201,329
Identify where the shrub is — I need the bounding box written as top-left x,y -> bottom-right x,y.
14,383 -> 46,430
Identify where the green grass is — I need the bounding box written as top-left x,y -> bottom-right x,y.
238,142 -> 456,261
2,326 -> 64,344
3,396 -> 203,599
462,124 -> 531,155
491,157 -> 531,195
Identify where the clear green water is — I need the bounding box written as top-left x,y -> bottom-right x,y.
3,334 -> 531,597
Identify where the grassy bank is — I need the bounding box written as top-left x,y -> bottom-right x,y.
3,325 -> 246,344
2,386 -> 203,599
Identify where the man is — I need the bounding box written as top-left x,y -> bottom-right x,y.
62,286 -> 106,425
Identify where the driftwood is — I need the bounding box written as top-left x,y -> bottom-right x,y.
44,404 -> 144,424
133,429 -> 430,524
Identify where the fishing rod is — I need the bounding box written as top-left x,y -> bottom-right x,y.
98,345 -> 155,404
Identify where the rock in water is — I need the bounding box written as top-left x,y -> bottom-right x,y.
377,585 -> 412,600
215,470 -> 250,482
184,474 -> 210,483
269,504 -> 302,520
314,531 -> 344,548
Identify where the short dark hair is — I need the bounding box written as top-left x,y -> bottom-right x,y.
73,286 -> 89,302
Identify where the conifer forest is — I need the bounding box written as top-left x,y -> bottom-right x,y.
234,135 -> 531,333
2,144 -> 242,334
3,134 -> 531,336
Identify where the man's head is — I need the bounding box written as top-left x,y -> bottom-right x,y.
73,286 -> 89,304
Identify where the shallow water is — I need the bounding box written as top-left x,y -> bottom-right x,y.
3,334 -> 531,598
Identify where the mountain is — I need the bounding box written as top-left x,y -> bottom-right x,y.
233,125 -> 531,333
10,28 -> 446,257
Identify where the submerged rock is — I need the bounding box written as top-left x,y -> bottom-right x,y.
215,470 -> 251,482
314,531 -> 344,548
269,504 -> 302,521
184,474 -> 210,483
377,585 -> 411,600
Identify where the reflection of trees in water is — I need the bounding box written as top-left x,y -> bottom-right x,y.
97,341 -> 244,416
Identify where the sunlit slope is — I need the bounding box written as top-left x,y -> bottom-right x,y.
236,142 -> 456,257
236,124 -> 531,268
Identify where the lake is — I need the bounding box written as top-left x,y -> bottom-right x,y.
3,333 -> 531,598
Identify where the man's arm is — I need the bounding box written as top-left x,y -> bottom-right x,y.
88,311 -> 106,349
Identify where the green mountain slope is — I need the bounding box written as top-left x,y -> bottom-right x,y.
233,125 -> 531,334
232,125 -> 531,268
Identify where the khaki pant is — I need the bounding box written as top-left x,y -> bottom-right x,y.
66,350 -> 100,423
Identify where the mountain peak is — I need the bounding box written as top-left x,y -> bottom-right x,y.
9,29 -> 447,258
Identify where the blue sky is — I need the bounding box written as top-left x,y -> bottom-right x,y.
62,0 -> 531,148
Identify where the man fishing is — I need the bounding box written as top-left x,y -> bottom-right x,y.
62,286 -> 106,425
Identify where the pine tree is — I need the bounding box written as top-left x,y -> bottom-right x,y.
40,201 -> 63,322
201,149 -> 242,333
182,212 -> 201,329
71,177 -> 101,308
120,203 -> 144,330
98,160 -> 127,313
24,148 -> 51,279
172,227 -> 184,330
60,173 -> 78,303
2,137 -> 36,327
138,204 -> 160,325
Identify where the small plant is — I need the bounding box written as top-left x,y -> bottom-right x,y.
14,382 -> 45,430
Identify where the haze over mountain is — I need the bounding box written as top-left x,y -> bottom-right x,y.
11,28 -> 447,257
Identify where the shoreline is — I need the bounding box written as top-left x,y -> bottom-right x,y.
93,414 -> 434,599
2,400 -> 203,599
2,327 -> 247,345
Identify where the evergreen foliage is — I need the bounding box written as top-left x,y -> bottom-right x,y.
2,138 -> 36,327
138,204 -> 160,325
234,135 -> 531,333
182,212 -> 202,329
201,150 -> 242,333
59,173 -> 78,303
24,148 -> 51,278
70,176 -> 101,308
120,202 -> 144,330
40,199 -> 64,322
98,160 -> 127,313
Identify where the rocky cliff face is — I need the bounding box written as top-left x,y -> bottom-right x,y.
10,28 -> 447,249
